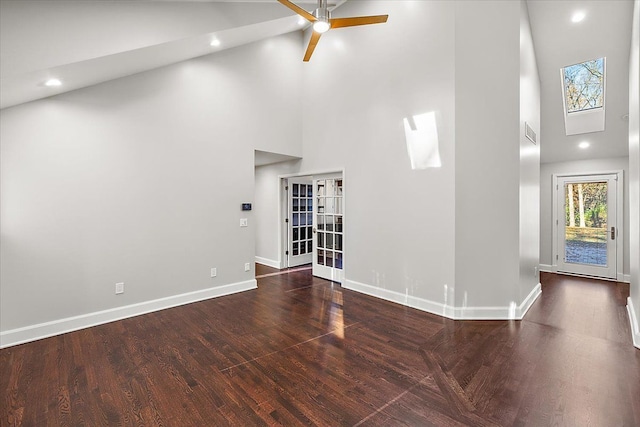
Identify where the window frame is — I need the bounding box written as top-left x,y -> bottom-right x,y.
560,57 -> 607,136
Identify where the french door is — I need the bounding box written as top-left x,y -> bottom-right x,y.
556,174 -> 617,279
313,176 -> 344,283
287,178 -> 313,267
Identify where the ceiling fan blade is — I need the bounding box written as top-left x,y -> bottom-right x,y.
303,31 -> 322,62
277,0 -> 317,22
330,15 -> 388,29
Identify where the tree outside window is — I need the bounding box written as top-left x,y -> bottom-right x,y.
563,58 -> 605,113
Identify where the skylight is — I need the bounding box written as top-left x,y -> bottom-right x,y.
563,58 -> 605,113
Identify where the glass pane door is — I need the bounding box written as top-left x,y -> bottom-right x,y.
564,181 -> 607,266
557,174 -> 617,279
287,179 -> 313,267
313,177 -> 344,283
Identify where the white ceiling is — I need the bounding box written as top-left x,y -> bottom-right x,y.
0,1 -> 314,108
527,0 -> 634,163
0,0 -> 345,109
0,0 -> 635,164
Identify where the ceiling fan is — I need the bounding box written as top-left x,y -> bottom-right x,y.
277,0 -> 388,62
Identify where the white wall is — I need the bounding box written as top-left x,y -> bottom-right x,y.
539,157 -> 630,277
301,1 -> 457,306
254,160 -> 301,268
300,1 -> 538,318
0,33 -> 303,339
454,1 -> 522,309
519,1 -> 542,302
628,0 -> 640,347
0,1 -> 552,346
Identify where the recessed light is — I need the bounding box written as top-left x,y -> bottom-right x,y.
210,39 -> 221,47
579,141 -> 590,149
571,11 -> 586,23
44,78 -> 62,87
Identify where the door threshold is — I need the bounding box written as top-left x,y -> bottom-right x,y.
256,265 -> 312,279
554,271 -> 619,283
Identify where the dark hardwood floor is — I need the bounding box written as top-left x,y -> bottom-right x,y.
2,270 -> 639,426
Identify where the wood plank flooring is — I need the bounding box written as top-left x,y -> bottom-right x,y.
1,270 -> 639,426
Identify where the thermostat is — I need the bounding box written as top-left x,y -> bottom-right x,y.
242,203 -> 252,211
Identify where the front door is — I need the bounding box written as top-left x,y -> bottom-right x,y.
287,179 -> 313,267
556,174 -> 617,279
313,176 -> 344,283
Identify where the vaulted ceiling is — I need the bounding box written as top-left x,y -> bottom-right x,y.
0,1 -> 344,109
527,0 -> 634,163
0,0 -> 635,164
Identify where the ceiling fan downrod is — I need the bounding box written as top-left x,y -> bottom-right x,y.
313,0 -> 331,22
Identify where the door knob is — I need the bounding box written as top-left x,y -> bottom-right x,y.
611,226 -> 616,240
312,227 -> 317,234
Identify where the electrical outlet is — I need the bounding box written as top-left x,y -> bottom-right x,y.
115,282 -> 124,294
244,263 -> 250,272
240,218 -> 248,227
211,267 -> 217,278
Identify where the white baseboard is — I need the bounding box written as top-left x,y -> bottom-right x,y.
0,279 -> 257,349
627,297 -> 640,349
539,264 -> 556,273
343,279 -> 454,318
255,256 -> 281,269
519,283 -> 543,318
343,280 -> 541,321
621,274 -> 631,283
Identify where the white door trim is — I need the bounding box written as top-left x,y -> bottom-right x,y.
279,168 -> 346,179
551,170 -> 624,281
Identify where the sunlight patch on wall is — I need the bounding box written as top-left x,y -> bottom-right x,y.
403,112 -> 441,169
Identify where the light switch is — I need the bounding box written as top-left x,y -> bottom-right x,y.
240,218 -> 248,227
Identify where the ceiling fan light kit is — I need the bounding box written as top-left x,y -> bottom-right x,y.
313,5 -> 331,33
278,0 -> 388,61
313,20 -> 331,34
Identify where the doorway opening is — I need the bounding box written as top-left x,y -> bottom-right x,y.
552,171 -> 623,280
280,171 -> 344,283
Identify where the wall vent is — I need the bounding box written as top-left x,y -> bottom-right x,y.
525,122 -> 537,144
